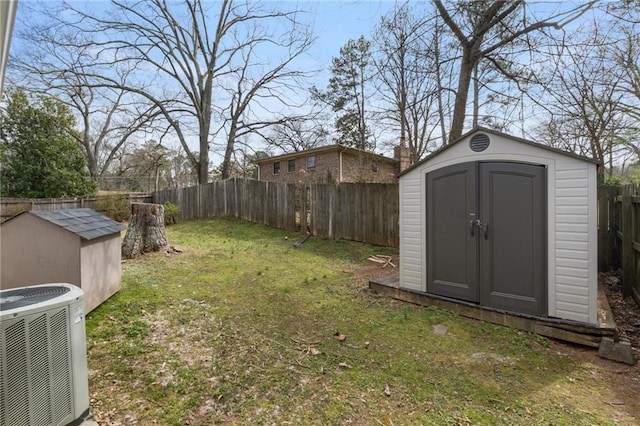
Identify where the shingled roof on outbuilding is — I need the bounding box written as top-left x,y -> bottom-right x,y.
1,207 -> 127,313
20,208 -> 126,240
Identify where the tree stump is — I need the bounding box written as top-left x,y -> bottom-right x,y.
121,203 -> 169,259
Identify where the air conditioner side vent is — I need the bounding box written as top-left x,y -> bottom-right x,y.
32,313 -> 54,426
1,284 -> 89,426
5,318 -> 29,425
50,309 -> 72,424
0,339 -> 4,426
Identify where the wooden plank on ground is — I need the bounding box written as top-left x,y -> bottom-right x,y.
369,278 -> 616,349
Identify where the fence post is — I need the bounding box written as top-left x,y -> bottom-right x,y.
598,187 -> 610,271
598,186 -> 620,272
621,195 -> 633,297
299,185 -> 307,233
199,184 -> 205,218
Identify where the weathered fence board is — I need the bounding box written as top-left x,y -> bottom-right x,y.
598,185 -> 640,307
151,179 -> 399,247
5,184 -> 638,305
0,193 -> 152,223
154,179 -> 299,233
598,186 -> 619,271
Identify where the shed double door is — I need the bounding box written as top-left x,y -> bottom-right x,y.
426,162 -> 546,316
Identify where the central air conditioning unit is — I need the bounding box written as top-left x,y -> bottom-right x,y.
0,283 -> 90,426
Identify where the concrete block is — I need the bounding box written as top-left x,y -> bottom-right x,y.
598,337 -> 636,365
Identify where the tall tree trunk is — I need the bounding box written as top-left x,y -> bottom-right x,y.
122,203 -> 169,259
198,135 -> 209,184
448,47 -> 476,143
473,62 -> 479,128
434,23 -> 448,146
221,121 -> 238,180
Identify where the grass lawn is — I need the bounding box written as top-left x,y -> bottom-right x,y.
86,217 -> 637,425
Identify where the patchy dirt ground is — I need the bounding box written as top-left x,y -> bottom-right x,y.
602,272 -> 640,353
353,253 -> 640,421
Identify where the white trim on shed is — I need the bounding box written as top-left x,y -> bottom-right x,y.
398,127 -> 599,325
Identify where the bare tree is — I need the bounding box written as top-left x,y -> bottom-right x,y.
8,5 -> 160,179
525,0 -> 640,181
58,0 -> 313,185
433,0 -> 596,143
262,113 -> 330,154
533,22 -> 629,178
614,28 -> 640,126
373,3 -> 447,163
212,21 -> 314,179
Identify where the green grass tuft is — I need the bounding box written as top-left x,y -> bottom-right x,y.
85,217 -> 633,425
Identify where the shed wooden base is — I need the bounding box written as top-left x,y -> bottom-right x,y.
369,273 -> 617,348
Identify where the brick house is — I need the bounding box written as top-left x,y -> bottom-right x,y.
255,144 -> 409,184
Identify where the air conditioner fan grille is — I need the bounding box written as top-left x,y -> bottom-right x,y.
0,286 -> 71,311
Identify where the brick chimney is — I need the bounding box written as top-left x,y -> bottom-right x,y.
394,136 -> 411,172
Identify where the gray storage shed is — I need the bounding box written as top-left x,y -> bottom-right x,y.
398,127 -> 599,325
0,208 -> 126,313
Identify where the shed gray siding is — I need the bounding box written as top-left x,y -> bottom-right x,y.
399,129 -> 598,325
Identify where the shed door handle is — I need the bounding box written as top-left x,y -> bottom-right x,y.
470,219 -> 489,239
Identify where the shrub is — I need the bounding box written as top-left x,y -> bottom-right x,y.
96,194 -> 130,222
163,201 -> 181,225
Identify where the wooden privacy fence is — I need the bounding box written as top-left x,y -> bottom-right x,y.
153,178 -> 399,247
303,183 -> 399,247
154,179 -> 297,232
3,183 -> 640,280
598,184 -> 640,306
0,193 -> 152,223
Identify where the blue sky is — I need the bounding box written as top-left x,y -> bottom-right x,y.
8,1 -> 610,163
307,1 -> 395,65
7,0 -> 403,161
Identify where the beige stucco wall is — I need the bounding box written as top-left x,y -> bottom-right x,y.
80,235 -> 122,313
0,214 -> 81,289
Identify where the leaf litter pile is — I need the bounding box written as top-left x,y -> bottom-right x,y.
602,272 -> 640,358
86,218 -> 640,425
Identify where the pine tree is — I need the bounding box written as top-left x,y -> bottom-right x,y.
312,36 -> 373,150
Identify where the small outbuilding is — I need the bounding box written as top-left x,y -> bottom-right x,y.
0,208 -> 126,313
398,127 -> 599,325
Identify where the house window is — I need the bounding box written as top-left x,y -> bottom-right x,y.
273,162 -> 280,175
288,159 -> 296,173
307,156 -> 316,169
371,161 -> 378,173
